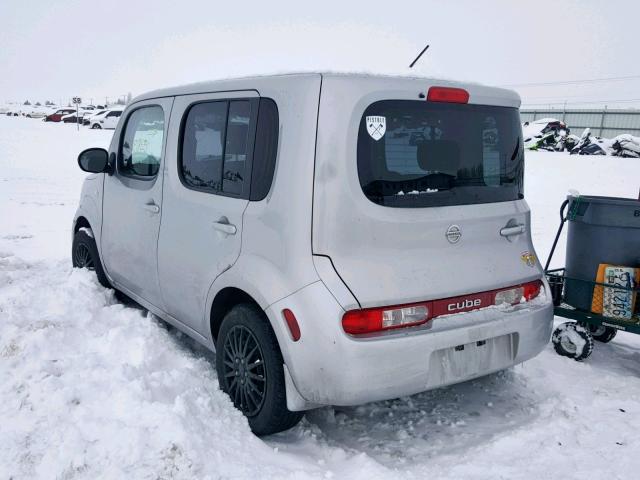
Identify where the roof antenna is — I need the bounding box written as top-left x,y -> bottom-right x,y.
409,44 -> 430,69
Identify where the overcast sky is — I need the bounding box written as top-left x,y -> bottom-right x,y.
1,0 -> 638,107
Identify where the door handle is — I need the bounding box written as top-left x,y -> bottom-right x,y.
212,221 -> 237,235
143,203 -> 160,214
500,224 -> 525,237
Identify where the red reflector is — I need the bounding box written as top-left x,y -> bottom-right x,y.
427,86 -> 469,104
282,309 -> 301,342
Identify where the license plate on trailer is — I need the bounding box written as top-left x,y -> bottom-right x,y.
602,266 -> 636,320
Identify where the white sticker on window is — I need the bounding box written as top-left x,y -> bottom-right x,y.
366,116 -> 386,141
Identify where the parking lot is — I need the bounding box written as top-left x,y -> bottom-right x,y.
1,115 -> 640,479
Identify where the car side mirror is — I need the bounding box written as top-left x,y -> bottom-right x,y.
78,148 -> 109,173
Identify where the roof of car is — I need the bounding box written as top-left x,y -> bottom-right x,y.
132,72 -> 520,106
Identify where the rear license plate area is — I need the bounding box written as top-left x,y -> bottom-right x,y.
427,333 -> 515,385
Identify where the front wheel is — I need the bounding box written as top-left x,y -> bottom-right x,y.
216,304 -> 303,436
552,322 -> 594,361
91,124 -> 101,129
72,229 -> 111,288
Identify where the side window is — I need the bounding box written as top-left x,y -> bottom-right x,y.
108,111 -> 121,118
180,99 -> 254,197
181,101 -> 227,191
250,98 -> 279,201
119,106 -> 164,177
223,101 -> 251,195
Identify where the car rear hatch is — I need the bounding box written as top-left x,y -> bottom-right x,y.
312,75 -> 542,311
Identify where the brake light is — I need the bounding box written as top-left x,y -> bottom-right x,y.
342,280 -> 543,336
427,86 -> 469,104
342,302 -> 431,335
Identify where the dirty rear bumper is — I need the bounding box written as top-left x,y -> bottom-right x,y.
266,281 -> 554,409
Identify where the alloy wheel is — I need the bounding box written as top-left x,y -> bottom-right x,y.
222,325 -> 267,417
73,243 -> 94,270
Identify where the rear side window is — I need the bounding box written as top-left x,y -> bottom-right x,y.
223,101 -> 251,195
180,100 -> 255,197
181,101 -> 227,191
357,100 -> 524,208
250,98 -> 279,201
119,105 -> 165,177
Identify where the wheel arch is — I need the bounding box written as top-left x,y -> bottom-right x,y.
210,287 -> 264,343
74,215 -> 92,233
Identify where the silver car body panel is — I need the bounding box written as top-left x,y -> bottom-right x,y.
73,73 -> 553,410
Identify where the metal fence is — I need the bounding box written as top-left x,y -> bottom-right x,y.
520,108 -> 640,138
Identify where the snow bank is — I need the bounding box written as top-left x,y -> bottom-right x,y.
2,117 -> 640,479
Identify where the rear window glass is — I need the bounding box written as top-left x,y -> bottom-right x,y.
357,100 -> 524,208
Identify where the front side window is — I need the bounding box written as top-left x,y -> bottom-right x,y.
357,100 -> 524,208
119,106 -> 164,177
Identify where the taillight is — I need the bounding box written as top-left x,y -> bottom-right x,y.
342,302 -> 431,335
427,86 -> 469,104
493,280 -> 542,306
342,280 -> 543,336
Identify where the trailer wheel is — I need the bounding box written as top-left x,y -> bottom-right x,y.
552,322 -> 594,361
588,324 -> 617,343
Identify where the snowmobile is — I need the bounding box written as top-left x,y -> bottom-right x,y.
570,128 -> 607,155
523,118 -> 574,151
611,134 -> 640,158
554,130 -> 580,152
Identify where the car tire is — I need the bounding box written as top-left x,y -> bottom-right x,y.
92,124 -> 101,129
588,324 -> 617,343
216,303 -> 303,436
72,229 -> 111,289
552,322 -> 594,361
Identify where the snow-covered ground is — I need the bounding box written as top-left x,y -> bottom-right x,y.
1,116 -> 640,479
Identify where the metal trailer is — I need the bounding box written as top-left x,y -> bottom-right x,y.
544,199 -> 640,360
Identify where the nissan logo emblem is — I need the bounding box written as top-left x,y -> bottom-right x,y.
446,225 -> 462,244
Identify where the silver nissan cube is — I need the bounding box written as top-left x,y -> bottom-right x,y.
73,73 -> 554,435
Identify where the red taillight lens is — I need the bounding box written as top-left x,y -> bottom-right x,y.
342,302 -> 431,335
523,280 -> 542,301
282,309 -> 301,341
427,86 -> 470,104
493,280 -> 543,306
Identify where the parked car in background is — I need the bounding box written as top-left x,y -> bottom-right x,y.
61,107 -> 96,124
45,108 -> 76,122
83,110 -> 107,126
90,109 -> 123,129
25,106 -> 55,119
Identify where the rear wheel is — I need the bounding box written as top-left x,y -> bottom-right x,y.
91,124 -> 101,129
552,322 -> 594,361
588,324 -> 617,343
72,230 -> 111,288
216,304 -> 303,436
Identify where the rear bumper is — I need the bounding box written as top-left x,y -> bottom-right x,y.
267,281 -> 553,409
